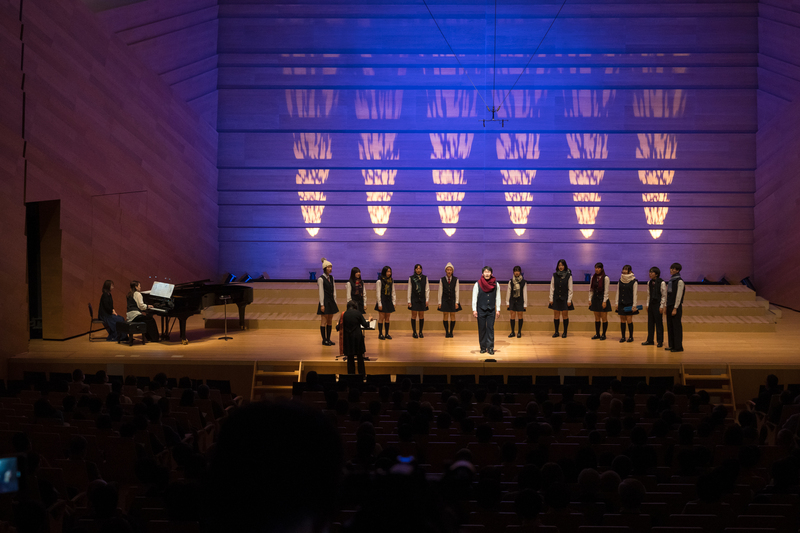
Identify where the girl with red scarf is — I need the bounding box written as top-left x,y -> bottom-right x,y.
472,266 -> 502,355
588,262 -> 610,340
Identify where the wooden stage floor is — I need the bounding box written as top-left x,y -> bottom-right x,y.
14,307 -> 800,367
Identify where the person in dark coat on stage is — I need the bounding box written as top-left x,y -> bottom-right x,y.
472,266 -> 502,355
665,262 -> 685,352
549,259 -> 574,338
408,263 -> 430,338
98,280 -> 127,342
642,266 -> 667,347
615,264 -> 639,343
438,262 -> 461,338
317,257 -> 338,346
336,301 -> 373,375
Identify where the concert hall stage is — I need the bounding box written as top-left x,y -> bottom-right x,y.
8,282 -> 800,411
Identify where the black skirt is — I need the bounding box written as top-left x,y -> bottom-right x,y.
549,299 -> 574,311
589,293 -> 608,312
317,296 -> 339,315
375,294 -> 395,313
440,302 -> 462,313
507,296 -> 526,312
409,295 -> 428,312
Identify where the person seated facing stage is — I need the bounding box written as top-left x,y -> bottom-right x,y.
98,280 -> 127,342
126,280 -> 160,342
336,300 -> 373,375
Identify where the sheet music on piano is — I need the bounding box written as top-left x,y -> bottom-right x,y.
150,282 -> 175,298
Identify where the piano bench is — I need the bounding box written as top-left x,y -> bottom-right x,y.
117,322 -> 148,346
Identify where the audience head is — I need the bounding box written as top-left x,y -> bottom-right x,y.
72,369 -> 84,383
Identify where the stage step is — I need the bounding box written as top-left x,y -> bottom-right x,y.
681,363 -> 736,409
207,283 -> 775,333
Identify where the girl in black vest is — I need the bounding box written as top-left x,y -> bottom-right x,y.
614,264 -> 639,343
588,262 -> 610,340
126,280 -> 159,342
407,264 -> 430,338
643,266 -> 666,347
345,267 -> 367,314
506,266 -> 527,338
316,257 -> 338,346
375,265 -> 396,340
549,259 -> 574,338
438,262 -> 461,338
666,262 -> 685,352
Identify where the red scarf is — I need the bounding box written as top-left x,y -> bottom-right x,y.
478,276 -> 497,292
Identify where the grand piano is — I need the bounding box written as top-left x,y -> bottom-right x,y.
142,280 -> 254,344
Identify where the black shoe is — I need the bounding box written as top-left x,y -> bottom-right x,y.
665,346 -> 672,351
385,335 -> 392,340
552,332 -> 560,338
562,332 -> 567,338
412,332 -> 418,339
508,332 -> 516,338
642,341 -> 654,346
322,340 -> 329,346
379,334 -> 385,340
671,348 -> 684,352
328,340 -> 335,346
591,334 -> 601,340
480,348 -> 487,354
619,337 -> 626,343
626,337 -> 633,343
517,332 -> 521,338
419,332 -> 424,338
600,335 -> 606,340
488,348 -> 494,355
657,342 -> 663,348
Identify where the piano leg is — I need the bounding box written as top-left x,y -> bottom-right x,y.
160,316 -> 171,342
237,302 -> 248,330
179,317 -> 189,345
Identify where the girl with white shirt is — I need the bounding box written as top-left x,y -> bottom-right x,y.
126,280 -> 159,342
345,267 -> 366,314
316,257 -> 338,346
614,264 -> 639,343
549,259 -> 574,338
506,266 -> 527,338
438,262 -> 461,338
374,265 -> 396,340
407,264 -> 430,338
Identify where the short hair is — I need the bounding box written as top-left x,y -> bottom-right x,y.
513,265 -> 522,274
622,264 -> 632,273
102,280 -> 113,293
594,262 -> 603,269
346,300 -> 359,311
670,262 -> 682,272
413,263 -> 422,271
72,369 -> 84,382
482,266 -> 493,274
649,266 -> 661,277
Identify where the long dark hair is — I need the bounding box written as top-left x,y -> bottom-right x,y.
349,267 -> 361,285
349,267 -> 363,297
412,264 -> 423,277
591,263 -> 605,293
380,266 -> 392,281
127,280 -> 139,299
555,259 -> 569,272
102,280 -> 113,294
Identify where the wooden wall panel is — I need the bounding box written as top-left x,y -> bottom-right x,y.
6,0 -> 219,342
95,0 -> 219,129
0,0 -> 28,374
216,1 -> 758,282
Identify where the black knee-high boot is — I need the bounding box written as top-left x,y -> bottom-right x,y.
384,323 -> 392,339
320,326 -> 327,345
411,319 -> 417,337
553,319 -> 560,337
627,322 -> 634,342
449,321 -> 455,337
562,319 -> 569,338
419,319 -> 425,337
602,321 -> 608,338
326,325 -> 334,345
517,319 -> 523,336
378,323 -> 384,339
443,320 -> 449,336
509,319 -> 516,338
620,323 -> 627,342
593,321 -> 601,339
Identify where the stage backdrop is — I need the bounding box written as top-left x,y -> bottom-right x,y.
216,0 -> 757,282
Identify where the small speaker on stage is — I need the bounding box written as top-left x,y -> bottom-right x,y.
241,273 -> 253,283
741,276 -> 755,291
223,273 -> 236,284
255,272 -> 269,281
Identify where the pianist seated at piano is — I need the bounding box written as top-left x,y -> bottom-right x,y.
126,280 -> 160,342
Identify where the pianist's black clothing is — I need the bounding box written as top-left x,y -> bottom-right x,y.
127,293 -> 159,342
336,308 -> 370,375
99,292 -> 125,341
